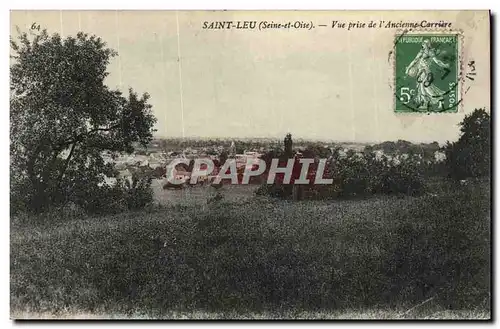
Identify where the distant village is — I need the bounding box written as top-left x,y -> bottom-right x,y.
101,138 -> 446,187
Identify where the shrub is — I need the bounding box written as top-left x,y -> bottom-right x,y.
72,174 -> 154,215
443,108 -> 490,179
256,146 -> 426,200
255,183 -> 287,198
120,175 -> 154,211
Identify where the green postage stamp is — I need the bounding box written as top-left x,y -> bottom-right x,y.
394,33 -> 461,113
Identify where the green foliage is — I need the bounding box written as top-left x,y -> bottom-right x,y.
443,108 -> 490,179
10,28 -> 157,213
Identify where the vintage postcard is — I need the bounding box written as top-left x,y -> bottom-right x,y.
10,10 -> 491,320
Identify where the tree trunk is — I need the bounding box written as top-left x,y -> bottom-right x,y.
26,147 -> 48,212
57,142 -> 77,189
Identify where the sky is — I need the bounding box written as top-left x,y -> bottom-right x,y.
10,10 -> 490,142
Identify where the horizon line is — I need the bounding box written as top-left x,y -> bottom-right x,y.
149,135 -> 447,145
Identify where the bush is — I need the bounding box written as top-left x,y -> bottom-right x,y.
11,169 -> 155,217
255,183 -> 288,198
443,108 -> 490,179
120,175 -> 154,211
72,174 -> 154,215
330,149 -> 426,197
258,147 -> 426,200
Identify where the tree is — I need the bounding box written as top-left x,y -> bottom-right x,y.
302,144 -> 332,160
443,108 -> 490,179
284,133 -> 293,158
10,29 -> 157,212
281,133 -> 294,198
218,150 -> 228,168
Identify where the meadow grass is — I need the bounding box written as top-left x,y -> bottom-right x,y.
10,180 -> 490,319
11,308 -> 490,320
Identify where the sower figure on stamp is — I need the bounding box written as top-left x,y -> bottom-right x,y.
405,39 -> 450,110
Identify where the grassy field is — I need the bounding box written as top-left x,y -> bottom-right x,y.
10,180 -> 490,319
151,182 -> 259,206
10,309 -> 490,320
